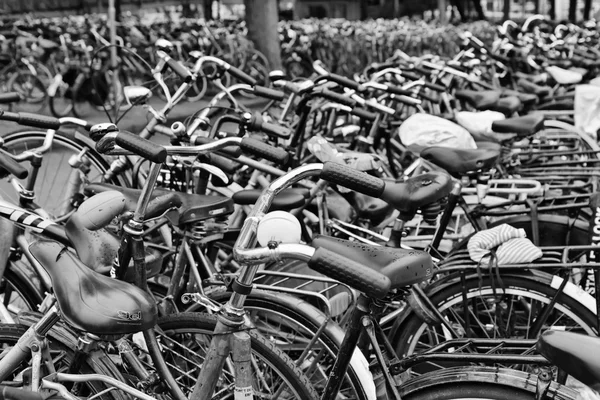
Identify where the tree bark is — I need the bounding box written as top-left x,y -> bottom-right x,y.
360,0 -> 368,19
472,0 -> 486,19
245,0 -> 282,69
438,0 -> 447,23
569,0 -> 577,21
584,0 -> 592,19
503,0 -> 510,21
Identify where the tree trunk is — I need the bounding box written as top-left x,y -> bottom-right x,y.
503,0 -> 510,21
569,0 -> 577,21
438,0 -> 447,23
584,0 -> 592,19
549,0 -> 556,19
360,0 -> 368,19
472,0 -> 486,19
452,0 -> 466,21
203,0 -> 212,19
245,0 -> 282,69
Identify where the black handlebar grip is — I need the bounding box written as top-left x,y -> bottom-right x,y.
240,137 -> 290,166
192,136 -> 242,158
321,161 -> 385,197
0,386 -> 46,400
401,71 -> 421,81
253,86 -> 285,101
0,92 -> 21,104
17,112 -> 61,130
327,73 -> 362,91
0,110 -> 20,123
208,153 -> 239,174
0,150 -> 27,179
351,107 -> 377,121
283,81 -> 301,94
228,66 -> 258,86
385,85 -> 412,97
318,88 -> 356,107
424,82 -> 446,92
308,247 -> 391,299
260,121 -> 291,139
115,131 -> 167,164
165,57 -> 192,83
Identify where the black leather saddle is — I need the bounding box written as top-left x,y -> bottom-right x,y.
537,330 -> 600,391
491,114 -> 545,137
29,240 -> 157,336
493,96 -> 522,116
421,146 -> 500,176
455,90 -> 501,110
517,79 -> 551,98
312,235 -> 432,290
232,188 -> 310,211
84,183 -> 234,226
384,172 -> 453,218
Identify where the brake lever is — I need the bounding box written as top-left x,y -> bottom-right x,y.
194,162 -> 229,185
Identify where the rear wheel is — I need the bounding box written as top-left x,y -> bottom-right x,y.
7,71 -> 47,113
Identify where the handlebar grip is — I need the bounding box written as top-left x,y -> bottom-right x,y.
192,136 -> 242,158
253,86 -> 285,101
0,92 -> 21,104
284,81 -> 301,94
385,85 -> 412,97
351,107 -> 377,121
319,88 -> 356,107
228,66 -> 258,86
0,150 -> 27,179
401,71 -> 421,81
423,82 -> 446,92
308,247 -> 391,299
165,57 -> 192,83
0,110 -> 19,123
328,73 -> 361,91
17,112 -> 61,130
0,386 -> 46,400
240,137 -> 290,166
321,161 -> 385,197
208,153 -> 238,174
261,121 -> 291,139
115,131 -> 167,164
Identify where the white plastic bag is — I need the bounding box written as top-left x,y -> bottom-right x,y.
398,113 -> 477,149
455,110 -> 506,142
575,84 -> 600,139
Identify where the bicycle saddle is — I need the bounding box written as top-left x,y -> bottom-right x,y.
455,90 -> 501,110
421,147 -> 499,176
516,79 -> 551,98
29,240 -> 157,336
383,172 -> 453,218
492,96 -> 521,116
537,330 -> 600,391
232,188 -> 310,211
491,114 -> 545,137
85,183 -> 182,220
84,183 -> 234,226
546,65 -> 582,85
311,235 -> 432,291
500,89 -> 538,107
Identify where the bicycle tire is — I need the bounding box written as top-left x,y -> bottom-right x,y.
0,323 -> 126,400
0,259 -> 44,316
7,71 -> 47,114
390,271 -> 597,374
155,312 -> 320,400
400,367 -> 578,400
0,129 -> 129,218
195,286 -> 372,400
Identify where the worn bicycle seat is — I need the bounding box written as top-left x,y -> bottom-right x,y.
85,183 -> 182,220
491,96 -> 521,116
455,90 -> 502,110
537,330 -> 600,391
84,183 -> 234,226
517,79 -> 551,98
421,147 -> 500,176
491,114 -> 545,137
232,188 -> 310,211
29,240 -> 157,336
382,172 -> 453,218
501,89 -> 538,107
311,235 -> 432,290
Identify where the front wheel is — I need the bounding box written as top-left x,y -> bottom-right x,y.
7,71 -> 47,113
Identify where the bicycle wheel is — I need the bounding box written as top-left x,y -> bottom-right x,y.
400,367 -> 578,400
390,271 -> 597,375
198,287 -> 371,400
155,312 -> 319,400
48,78 -> 75,118
7,71 -> 47,113
0,259 -> 44,315
0,323 -> 126,400
0,129 -> 128,218
185,74 -> 209,102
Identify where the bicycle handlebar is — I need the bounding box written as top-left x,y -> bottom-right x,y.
0,149 -> 28,179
